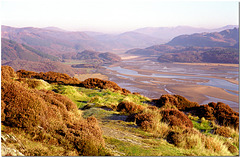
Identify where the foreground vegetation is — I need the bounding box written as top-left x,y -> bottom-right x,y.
1,66 -> 239,156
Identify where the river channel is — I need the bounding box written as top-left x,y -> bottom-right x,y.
103,59 -> 239,111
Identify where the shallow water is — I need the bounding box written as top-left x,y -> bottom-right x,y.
107,66 -> 238,93
105,60 -> 239,110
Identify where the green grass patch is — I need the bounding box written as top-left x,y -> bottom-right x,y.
52,85 -> 90,108
189,116 -> 213,133
53,85 -> 150,109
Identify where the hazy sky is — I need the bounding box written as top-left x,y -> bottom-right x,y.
1,0 -> 239,33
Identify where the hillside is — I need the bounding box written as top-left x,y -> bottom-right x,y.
157,47 -> 239,64
1,66 -> 109,156
2,25 -> 164,55
126,28 -> 239,64
2,60 -> 77,76
1,38 -> 59,61
125,45 -> 179,55
1,65 -> 239,156
1,25 -> 106,56
167,28 -> 239,48
75,50 -> 121,64
127,46 -> 239,64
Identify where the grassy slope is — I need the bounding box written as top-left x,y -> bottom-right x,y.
40,82 -> 238,156
2,75 -> 237,156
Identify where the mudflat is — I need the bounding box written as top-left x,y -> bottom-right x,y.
101,56 -> 239,111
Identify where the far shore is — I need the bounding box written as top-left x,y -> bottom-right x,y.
173,62 -> 239,67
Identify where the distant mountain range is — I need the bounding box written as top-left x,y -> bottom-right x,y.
1,25 -> 164,55
2,25 -> 238,56
88,31 -> 165,50
133,25 -> 238,41
1,37 -> 121,74
126,28 -> 239,64
2,25 -> 239,67
167,28 -> 239,48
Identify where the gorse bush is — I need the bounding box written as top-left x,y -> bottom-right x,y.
1,66 -> 109,156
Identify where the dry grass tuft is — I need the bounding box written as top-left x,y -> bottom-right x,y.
214,126 -> 232,137
223,141 -> 238,154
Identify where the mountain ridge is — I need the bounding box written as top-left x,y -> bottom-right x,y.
167,28 -> 239,47
133,25 -> 239,41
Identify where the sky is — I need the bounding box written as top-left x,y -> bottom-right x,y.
1,0 -> 239,33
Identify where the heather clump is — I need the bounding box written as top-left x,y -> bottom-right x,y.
1,66 -> 109,156
117,101 -> 145,114
16,78 -> 41,89
160,109 -> 193,128
214,126 -> 232,138
1,100 -> 6,122
16,69 -> 38,78
195,102 -> 239,129
212,102 -> 239,128
173,95 -> 200,110
79,78 -> 131,94
153,94 -> 178,109
196,104 -> 216,120
154,94 -> 199,110
1,65 -> 16,80
1,80 -> 46,129
17,70 -> 81,85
